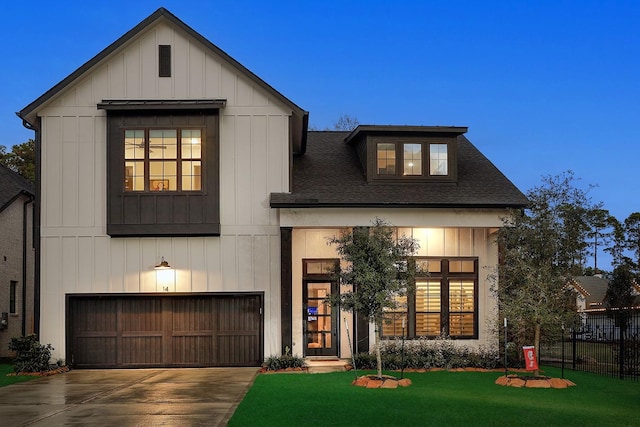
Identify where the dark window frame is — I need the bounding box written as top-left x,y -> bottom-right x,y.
10,280 -> 17,314
105,109 -> 220,237
369,136 -> 457,183
123,126 -> 204,193
159,45 -> 171,77
382,257 -> 479,339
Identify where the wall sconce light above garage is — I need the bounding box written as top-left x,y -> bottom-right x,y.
155,257 -> 175,292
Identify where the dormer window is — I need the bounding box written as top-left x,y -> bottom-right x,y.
346,125 -> 464,184
430,143 -> 448,176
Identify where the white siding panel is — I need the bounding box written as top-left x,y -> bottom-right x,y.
62,132 -> 79,227
124,42 -> 141,98
109,239 -> 125,292
173,35 -> 189,96
94,117 -> 107,230
140,239 -> 157,292
252,116 -> 268,225
108,54 -> 125,98
77,236 -> 94,291
173,239 -> 190,292
204,54 -> 222,96
236,76 -> 253,106
41,237 -> 64,361
140,31 -> 158,97
189,238 -> 207,292
92,66 -> 109,105
220,65 -> 236,103
238,235 -> 253,289
253,234 -> 269,290
62,237 -> 78,293
76,76 -> 94,106
93,236 -> 110,292
124,239 -> 141,292
221,235 -> 237,291
235,116 -> 252,225
43,117 -> 62,228
267,115 -> 287,194
188,42 -> 205,98
444,228 -> 458,256
220,115 -> 236,225
205,237 -> 222,291
77,117 -> 95,227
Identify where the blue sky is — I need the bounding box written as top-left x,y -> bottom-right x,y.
1,1 -> 638,269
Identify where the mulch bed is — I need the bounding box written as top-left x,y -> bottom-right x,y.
7,366 -> 70,377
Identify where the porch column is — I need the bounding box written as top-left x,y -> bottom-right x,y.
280,227 -> 293,354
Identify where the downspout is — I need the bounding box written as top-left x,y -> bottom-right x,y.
22,193 -> 34,336
19,114 -> 40,339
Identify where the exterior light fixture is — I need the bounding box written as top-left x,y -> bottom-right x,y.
155,257 -> 171,270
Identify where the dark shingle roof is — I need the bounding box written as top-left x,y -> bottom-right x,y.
0,164 -> 34,212
270,131 -> 528,208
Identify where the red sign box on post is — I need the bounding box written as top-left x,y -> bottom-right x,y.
522,346 -> 538,371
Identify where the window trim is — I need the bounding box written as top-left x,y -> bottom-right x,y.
383,257 -> 478,339
124,126 -> 204,193
104,109 -> 221,237
369,137 -> 456,182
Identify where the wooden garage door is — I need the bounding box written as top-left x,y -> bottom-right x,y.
67,293 -> 263,368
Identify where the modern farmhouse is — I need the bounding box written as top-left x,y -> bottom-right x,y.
17,8 -> 527,368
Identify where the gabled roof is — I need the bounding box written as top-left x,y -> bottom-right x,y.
17,7 -> 308,152
270,130 -> 529,208
570,275 -> 640,311
0,164 -> 34,213
570,276 -> 609,308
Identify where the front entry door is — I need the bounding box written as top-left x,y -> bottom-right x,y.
304,281 -> 338,356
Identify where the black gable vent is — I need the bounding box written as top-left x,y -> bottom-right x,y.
159,45 -> 171,77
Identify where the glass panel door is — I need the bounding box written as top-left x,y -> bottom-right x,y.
304,281 -> 338,356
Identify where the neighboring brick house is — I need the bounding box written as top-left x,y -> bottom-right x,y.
17,8 -> 527,368
0,165 -> 34,357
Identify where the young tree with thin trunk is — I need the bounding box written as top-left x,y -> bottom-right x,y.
328,218 -> 418,379
493,171 -> 592,372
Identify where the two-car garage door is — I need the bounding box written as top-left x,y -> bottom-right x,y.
67,293 -> 263,368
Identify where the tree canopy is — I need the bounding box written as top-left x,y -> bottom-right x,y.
0,139 -> 35,182
493,171 -> 594,363
328,218 -> 418,378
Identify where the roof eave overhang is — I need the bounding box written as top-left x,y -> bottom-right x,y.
345,125 -> 469,144
269,198 -> 528,210
97,99 -> 227,111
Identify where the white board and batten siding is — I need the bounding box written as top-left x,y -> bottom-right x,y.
37,21 -> 290,360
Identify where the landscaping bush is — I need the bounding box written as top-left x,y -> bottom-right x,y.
352,337 -> 502,371
264,347 -> 306,371
8,335 -> 54,373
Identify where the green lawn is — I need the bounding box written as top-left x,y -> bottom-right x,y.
0,364 -> 35,387
229,367 -> 640,427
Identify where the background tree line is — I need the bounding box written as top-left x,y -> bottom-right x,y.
494,170 -> 640,365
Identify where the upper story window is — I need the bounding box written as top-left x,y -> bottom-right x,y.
375,140 -> 450,179
98,100 -> 225,237
345,125 -> 464,184
124,128 -> 202,192
429,143 -> 448,176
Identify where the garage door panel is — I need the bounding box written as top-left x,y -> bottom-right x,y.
173,336 -> 214,365
68,293 -> 263,368
121,336 -> 164,366
74,337 -> 117,366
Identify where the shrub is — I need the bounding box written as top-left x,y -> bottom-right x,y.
352,337 -> 502,371
8,335 -> 54,373
264,347 -> 306,371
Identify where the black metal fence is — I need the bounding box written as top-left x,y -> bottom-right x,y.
540,312 -> 640,381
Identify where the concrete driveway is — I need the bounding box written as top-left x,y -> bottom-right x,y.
0,367 -> 258,426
